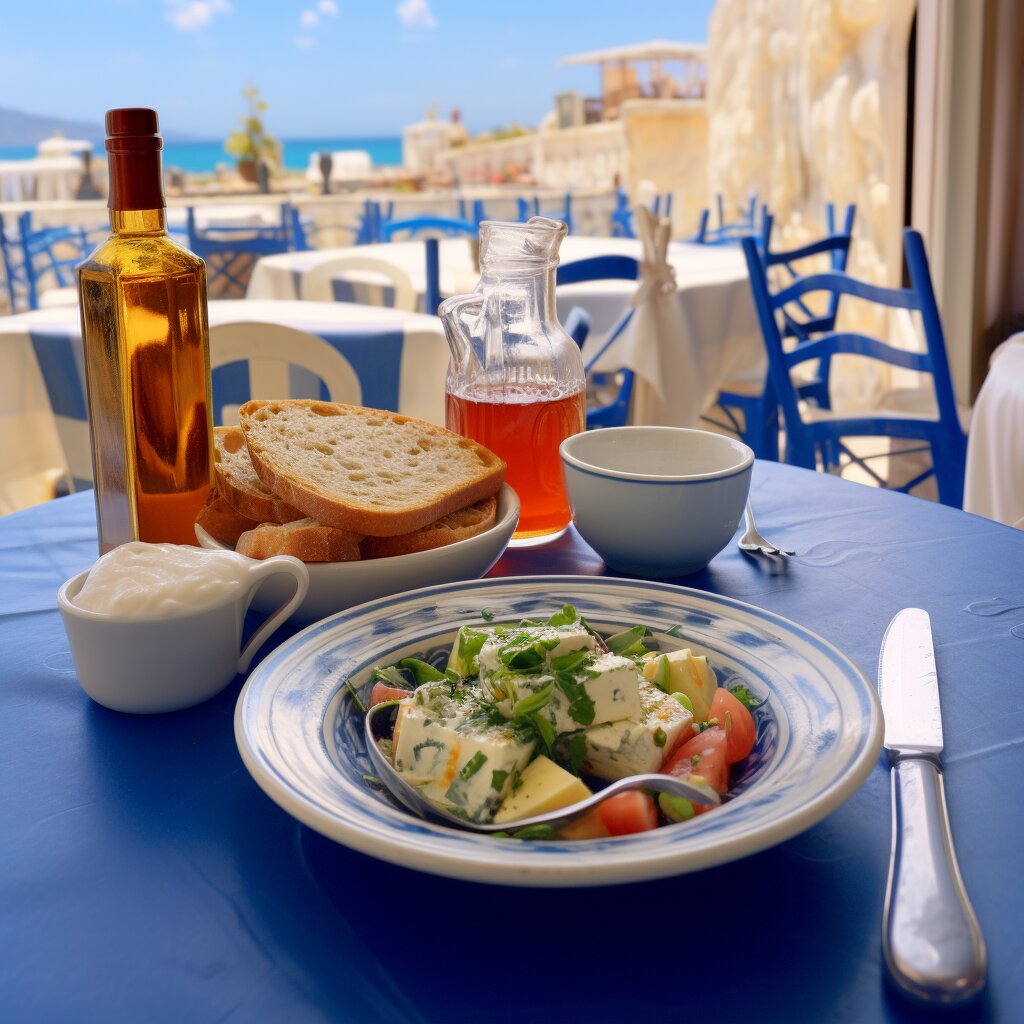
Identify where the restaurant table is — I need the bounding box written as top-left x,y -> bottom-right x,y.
0,300 -> 448,505
964,332 -> 1024,527
2,463 -> 1020,1022
247,236 -> 764,428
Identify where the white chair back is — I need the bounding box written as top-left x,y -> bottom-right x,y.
209,321 -> 362,424
299,256 -> 418,311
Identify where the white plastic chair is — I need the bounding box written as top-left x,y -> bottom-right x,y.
298,255 -> 418,311
209,321 -> 362,425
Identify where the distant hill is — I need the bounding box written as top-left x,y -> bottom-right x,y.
0,106 -> 196,148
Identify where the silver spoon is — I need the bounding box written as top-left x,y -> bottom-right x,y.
364,700 -> 720,834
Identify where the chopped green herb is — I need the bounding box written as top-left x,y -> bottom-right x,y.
605,625 -> 649,657
653,727 -> 668,748
510,768 -> 524,793
399,658 -> 447,683
691,754 -> 701,767
549,648 -> 589,673
659,793 -> 695,822
530,711 -> 556,753
568,733 -> 588,776
546,604 -> 578,627
362,774 -> 384,789
459,751 -> 488,780
480,608 -> 495,622
371,665 -> 414,690
665,624 -> 686,639
725,710 -> 733,732
513,824 -> 557,841
491,831 -> 512,839
728,684 -> 762,711
671,692 -> 694,712
512,681 -> 554,718
490,769 -> 509,792
694,717 -> 719,733
554,672 -> 596,726
345,680 -> 367,713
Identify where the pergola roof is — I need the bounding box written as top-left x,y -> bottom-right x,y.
560,40 -> 707,66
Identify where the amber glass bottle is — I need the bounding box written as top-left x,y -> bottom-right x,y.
78,108 -> 213,552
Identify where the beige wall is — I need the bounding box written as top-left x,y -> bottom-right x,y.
621,99 -> 708,237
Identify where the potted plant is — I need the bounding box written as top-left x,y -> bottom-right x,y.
224,84 -> 280,184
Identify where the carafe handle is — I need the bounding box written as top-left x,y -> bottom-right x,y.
439,292 -> 485,381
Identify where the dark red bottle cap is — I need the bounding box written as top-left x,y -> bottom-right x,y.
105,107 -> 164,211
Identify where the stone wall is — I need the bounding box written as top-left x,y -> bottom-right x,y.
707,0 -> 916,405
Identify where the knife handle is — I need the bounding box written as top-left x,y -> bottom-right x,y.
883,757 -> 987,1003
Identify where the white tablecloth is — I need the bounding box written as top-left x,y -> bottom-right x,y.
0,300 -> 447,512
247,237 -> 763,428
964,333 -> 1024,527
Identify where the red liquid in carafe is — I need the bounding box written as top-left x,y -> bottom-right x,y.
446,384 -> 585,541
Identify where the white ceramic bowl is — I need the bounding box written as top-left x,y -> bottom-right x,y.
58,553 -> 309,714
196,484 -> 520,622
560,428 -> 753,577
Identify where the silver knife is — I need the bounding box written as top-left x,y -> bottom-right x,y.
878,608 -> 987,1004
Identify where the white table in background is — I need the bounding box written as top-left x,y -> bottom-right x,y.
0,300 -> 448,511
964,332 -> 1024,527
246,236 -> 763,428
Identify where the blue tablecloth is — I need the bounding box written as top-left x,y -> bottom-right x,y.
1,463 -> 1021,1023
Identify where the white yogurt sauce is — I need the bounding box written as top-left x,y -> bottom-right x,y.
74,542 -> 253,618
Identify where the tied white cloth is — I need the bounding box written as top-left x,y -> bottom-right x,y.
963,332 -> 1024,527
618,205 -> 692,425
590,207 -> 696,426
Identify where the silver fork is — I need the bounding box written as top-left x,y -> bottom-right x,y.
738,500 -> 794,557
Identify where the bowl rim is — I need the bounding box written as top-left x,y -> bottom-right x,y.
560,427 -> 755,483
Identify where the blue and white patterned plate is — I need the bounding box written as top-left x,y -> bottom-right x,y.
235,576 -> 883,887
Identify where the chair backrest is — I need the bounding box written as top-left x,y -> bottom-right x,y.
288,205 -> 312,252
186,205 -> 291,298
610,188 -> 634,239
208,321 -> 362,425
380,215 -> 476,241
298,255 -> 419,310
517,194 -> 573,233
556,254 -> 640,286
740,227 -> 963,465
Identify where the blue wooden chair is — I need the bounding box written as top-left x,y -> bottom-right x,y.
1,212 -> 91,311
287,205 -> 314,252
380,215 -> 477,241
186,205 -> 291,298
691,193 -> 761,246
457,199 -> 486,229
741,227 -> 967,506
610,188 -> 634,238
704,205 -> 857,460
556,255 -> 640,429
517,194 -> 573,233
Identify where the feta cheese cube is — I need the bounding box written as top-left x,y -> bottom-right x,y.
569,679 -> 694,781
392,688 -> 535,821
481,651 -> 642,735
477,623 -> 595,676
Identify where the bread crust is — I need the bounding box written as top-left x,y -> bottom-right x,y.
361,497 -> 497,558
195,489 -> 262,546
239,400 -> 506,536
235,518 -> 363,562
213,426 -> 305,524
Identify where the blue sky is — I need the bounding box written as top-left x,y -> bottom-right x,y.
0,0 -> 715,139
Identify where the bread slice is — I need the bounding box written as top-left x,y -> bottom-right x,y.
213,426 -> 305,524
195,489 -> 262,546
236,518 -> 363,562
361,496 -> 497,559
238,400 -> 506,537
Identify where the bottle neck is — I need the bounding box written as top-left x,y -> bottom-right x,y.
478,263 -> 557,322
110,208 -> 166,236
106,146 -> 165,222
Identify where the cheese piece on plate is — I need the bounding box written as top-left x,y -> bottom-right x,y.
570,679 -> 694,781
445,624 -> 493,678
476,622 -> 595,676
482,651 -> 642,735
392,683 -> 535,822
493,755 -> 592,824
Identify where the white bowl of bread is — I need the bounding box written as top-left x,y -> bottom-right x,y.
195,400 -> 519,622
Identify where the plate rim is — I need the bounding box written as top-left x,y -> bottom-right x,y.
235,575 -> 883,887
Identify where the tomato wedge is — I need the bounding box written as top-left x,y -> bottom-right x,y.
662,726 -> 730,796
368,682 -> 413,708
708,688 -> 757,763
596,791 -> 659,836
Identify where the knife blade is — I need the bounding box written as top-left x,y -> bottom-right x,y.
878,609 -> 987,1004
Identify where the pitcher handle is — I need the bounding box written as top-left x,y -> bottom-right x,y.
236,556 -> 310,673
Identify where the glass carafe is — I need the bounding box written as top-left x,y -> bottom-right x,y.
441,218 -> 586,546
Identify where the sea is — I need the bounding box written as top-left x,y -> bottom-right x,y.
0,137 -> 403,174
